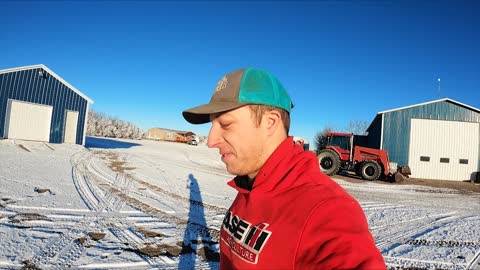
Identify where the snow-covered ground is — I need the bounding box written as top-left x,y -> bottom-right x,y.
0,137 -> 479,269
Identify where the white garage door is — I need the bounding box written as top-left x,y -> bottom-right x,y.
5,99 -> 53,142
409,118 -> 479,181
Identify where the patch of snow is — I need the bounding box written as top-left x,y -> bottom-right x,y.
1,137 -> 479,269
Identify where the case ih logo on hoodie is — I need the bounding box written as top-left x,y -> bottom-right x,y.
221,210 -> 272,264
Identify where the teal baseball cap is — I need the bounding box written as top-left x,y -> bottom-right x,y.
182,68 -> 293,124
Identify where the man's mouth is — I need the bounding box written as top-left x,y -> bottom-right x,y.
221,152 -> 231,161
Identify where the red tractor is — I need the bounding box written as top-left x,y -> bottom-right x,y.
317,132 -> 396,180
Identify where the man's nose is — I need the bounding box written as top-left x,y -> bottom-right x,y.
207,124 -> 220,148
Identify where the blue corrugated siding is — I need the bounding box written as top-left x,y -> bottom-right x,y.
381,101 -> 480,166
0,68 -> 88,144
366,115 -> 382,149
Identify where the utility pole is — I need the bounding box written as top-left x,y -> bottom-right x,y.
437,78 -> 441,98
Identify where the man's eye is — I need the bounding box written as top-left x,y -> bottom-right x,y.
220,123 -> 231,129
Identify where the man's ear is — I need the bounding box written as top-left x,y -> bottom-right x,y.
264,110 -> 281,136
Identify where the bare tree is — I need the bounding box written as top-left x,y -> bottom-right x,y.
314,127 -> 333,154
86,110 -> 97,136
87,109 -> 145,140
346,120 -> 370,135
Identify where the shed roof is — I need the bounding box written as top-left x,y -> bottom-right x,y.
0,64 -> 93,104
378,98 -> 479,114
366,98 -> 480,133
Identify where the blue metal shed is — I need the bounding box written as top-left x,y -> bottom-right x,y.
0,64 -> 93,145
366,98 -> 480,181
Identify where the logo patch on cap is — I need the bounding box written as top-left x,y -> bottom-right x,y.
215,76 -> 228,92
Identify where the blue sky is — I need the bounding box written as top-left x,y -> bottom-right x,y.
1,1 -> 479,145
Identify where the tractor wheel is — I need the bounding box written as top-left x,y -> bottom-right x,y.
317,149 -> 341,176
360,160 -> 382,180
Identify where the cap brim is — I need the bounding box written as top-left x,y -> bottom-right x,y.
182,102 -> 248,124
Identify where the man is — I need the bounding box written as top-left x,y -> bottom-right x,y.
182,68 -> 385,269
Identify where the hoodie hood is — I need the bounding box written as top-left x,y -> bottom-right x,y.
229,136 -> 320,194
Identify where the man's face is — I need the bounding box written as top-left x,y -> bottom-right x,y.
208,106 -> 267,178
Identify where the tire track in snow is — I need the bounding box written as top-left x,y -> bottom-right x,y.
26,150 -> 178,269
82,151 -> 220,268
405,239 -> 480,249
95,176 -> 221,241
467,250 -> 480,270
71,151 -> 100,210
75,152 -> 185,269
28,228 -> 85,269
24,150 -> 91,269
360,201 -> 405,210
25,150 -> 96,268
87,155 -> 185,215
361,201 -> 480,270
384,255 -> 466,270
131,174 -> 227,214
131,151 -> 231,179
91,150 -> 225,236
375,213 -> 460,252
127,151 -> 232,203
119,151 -> 229,217
377,214 -> 479,270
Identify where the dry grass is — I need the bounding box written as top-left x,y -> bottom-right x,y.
10,213 -> 49,223
34,187 -> 55,195
137,227 -> 165,238
126,244 -> 181,257
77,237 -> 88,245
138,245 -> 164,257
34,187 -> 52,194
21,260 -> 42,270
88,232 -> 107,241
1,197 -> 14,208
97,151 -> 136,172
110,161 -> 135,172
124,242 -> 220,259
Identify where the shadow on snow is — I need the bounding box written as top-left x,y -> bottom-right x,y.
179,173 -> 219,269
85,136 -> 141,149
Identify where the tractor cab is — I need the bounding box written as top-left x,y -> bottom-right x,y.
325,132 -> 354,162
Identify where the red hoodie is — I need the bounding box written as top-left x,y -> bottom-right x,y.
220,137 -> 386,269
